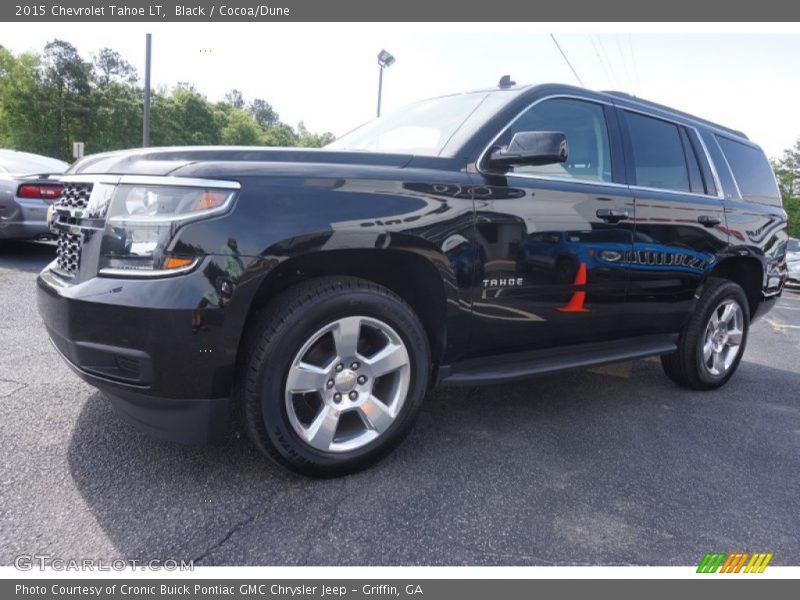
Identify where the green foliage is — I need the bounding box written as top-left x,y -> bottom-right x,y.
785,197 -> 800,239
220,109 -> 264,145
296,121 -> 336,148
249,98 -> 279,129
773,139 -> 800,238
0,41 -> 336,161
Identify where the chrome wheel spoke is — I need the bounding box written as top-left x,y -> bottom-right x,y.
365,343 -> 408,377
359,395 -> 394,434
332,316 -> 362,359
305,407 -> 339,450
720,303 -> 737,326
703,339 -> 714,362
708,310 -> 720,330
286,362 -> 328,393
711,350 -> 723,374
727,328 -> 743,346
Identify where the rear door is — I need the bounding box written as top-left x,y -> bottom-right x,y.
617,107 -> 729,335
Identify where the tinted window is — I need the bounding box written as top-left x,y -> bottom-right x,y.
503,98 -> 612,182
625,112 -> 690,193
716,136 -> 781,206
679,128 -> 706,194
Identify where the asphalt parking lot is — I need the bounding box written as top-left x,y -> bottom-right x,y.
1,240 -> 798,566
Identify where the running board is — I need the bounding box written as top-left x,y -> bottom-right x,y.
437,334 -> 678,386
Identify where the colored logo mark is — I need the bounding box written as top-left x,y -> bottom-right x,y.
697,552 -> 773,573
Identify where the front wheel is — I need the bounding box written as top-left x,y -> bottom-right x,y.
240,277 -> 430,476
661,277 -> 749,390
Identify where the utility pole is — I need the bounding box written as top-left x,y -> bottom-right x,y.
142,33 -> 152,147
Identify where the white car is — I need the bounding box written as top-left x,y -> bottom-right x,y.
787,240 -> 800,288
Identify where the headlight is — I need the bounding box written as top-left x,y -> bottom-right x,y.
99,182 -> 237,277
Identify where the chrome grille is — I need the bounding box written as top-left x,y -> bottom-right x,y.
53,182 -> 93,276
58,182 -> 93,209
56,231 -> 81,274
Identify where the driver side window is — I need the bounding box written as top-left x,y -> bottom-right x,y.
502,98 -> 613,183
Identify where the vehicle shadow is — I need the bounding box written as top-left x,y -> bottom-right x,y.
0,240 -> 55,273
65,357 -> 800,566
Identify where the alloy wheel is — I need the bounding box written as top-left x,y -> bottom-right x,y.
284,316 -> 411,453
701,298 -> 744,377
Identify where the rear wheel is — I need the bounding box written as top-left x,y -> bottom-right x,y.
661,278 -> 749,390
240,276 -> 430,476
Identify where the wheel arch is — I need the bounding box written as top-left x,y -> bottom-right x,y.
240,247 -> 453,371
704,255 -> 765,320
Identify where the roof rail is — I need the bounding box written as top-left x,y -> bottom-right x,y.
601,91 -> 748,140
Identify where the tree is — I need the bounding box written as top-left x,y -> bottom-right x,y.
772,140 -> 800,238
0,41 -> 336,159
296,121 -> 335,148
261,122 -> 298,147
249,98 -> 279,130
150,84 -> 220,146
93,48 -> 137,86
773,141 -> 800,200
220,109 -> 263,145
41,40 -> 92,158
0,47 -> 50,154
224,89 -> 245,110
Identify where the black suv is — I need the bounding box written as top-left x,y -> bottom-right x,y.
38,83 -> 789,475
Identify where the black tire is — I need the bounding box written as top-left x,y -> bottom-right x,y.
661,277 -> 750,390
239,276 -> 430,476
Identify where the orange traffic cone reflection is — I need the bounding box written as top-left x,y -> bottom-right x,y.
557,262 -> 590,313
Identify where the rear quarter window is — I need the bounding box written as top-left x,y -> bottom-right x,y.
715,136 -> 781,206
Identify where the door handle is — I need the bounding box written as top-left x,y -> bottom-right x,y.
697,215 -> 721,227
596,208 -> 630,222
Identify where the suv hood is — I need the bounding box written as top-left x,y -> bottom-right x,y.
67,146 -> 414,176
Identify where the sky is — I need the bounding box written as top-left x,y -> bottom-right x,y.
2,24 -> 800,159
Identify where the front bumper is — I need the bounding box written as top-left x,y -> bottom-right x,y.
36,259 -> 253,444
52,339 -> 230,444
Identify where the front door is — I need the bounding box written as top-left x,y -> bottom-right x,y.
469,96 -> 635,357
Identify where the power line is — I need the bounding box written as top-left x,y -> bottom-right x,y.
550,34 -> 584,87
588,34 -> 612,86
597,35 -> 620,88
627,34 -> 640,94
615,34 -> 634,93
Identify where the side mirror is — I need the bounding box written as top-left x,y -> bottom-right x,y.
487,131 -> 568,170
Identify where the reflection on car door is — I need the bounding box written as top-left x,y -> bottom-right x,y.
617,108 -> 729,335
469,96 -> 635,357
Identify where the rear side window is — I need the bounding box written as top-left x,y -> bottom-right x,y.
715,136 -> 781,206
625,111 -> 692,193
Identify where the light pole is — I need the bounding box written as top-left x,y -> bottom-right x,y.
142,33 -> 152,147
376,49 -> 395,118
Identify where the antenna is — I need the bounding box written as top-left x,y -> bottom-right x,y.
498,75 -> 516,88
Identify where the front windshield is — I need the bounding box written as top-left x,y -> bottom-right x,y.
327,92 -> 492,156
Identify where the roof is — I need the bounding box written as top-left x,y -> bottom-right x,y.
600,90 -> 748,139
473,83 -> 750,141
